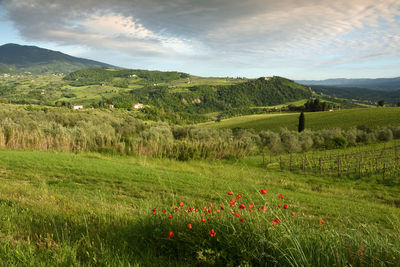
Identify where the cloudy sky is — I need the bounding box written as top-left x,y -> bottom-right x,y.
0,0 -> 399,79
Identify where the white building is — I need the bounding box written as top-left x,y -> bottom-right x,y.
73,105 -> 83,110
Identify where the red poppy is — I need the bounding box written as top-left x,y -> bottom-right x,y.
168,215 -> 173,219
240,218 -> 245,222
262,206 -> 267,211
202,206 -> 207,211
188,224 -> 192,229
250,209 -> 253,213
209,229 -> 216,237
291,212 -> 295,216
278,194 -> 284,199
234,212 -> 240,217
152,208 -> 156,215
174,205 -> 179,211
195,209 -> 199,212
260,189 -> 267,195
283,204 -> 288,209
201,217 -> 206,222
220,205 -> 224,210
320,218 -> 325,225
278,203 -> 281,208
208,208 -> 212,213
272,218 -> 281,225
230,202 -> 235,207
217,209 -> 221,213
228,191 -> 233,195
236,194 -> 242,199
249,203 -> 254,209
179,202 -> 184,207
239,204 -> 246,210
168,232 -> 173,239
209,202 -> 213,207
188,208 -> 193,212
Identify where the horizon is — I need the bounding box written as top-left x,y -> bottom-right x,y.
0,0 -> 399,80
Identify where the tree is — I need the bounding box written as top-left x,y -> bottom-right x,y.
378,100 -> 385,107
298,112 -> 305,132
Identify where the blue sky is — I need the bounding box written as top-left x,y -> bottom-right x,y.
0,0 -> 399,80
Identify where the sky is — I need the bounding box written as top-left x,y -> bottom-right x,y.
0,0 -> 399,80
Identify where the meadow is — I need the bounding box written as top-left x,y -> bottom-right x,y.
0,148 -> 399,265
200,107 -> 400,132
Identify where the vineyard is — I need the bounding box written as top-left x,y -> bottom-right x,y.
265,141 -> 400,184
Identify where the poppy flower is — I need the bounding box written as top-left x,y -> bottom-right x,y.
195,209 -> 199,212
239,204 -> 246,210
291,212 -> 295,216
320,218 -> 325,225
209,202 -> 213,207
168,215 -> 173,219
240,218 -> 245,222
228,191 -> 233,195
179,202 -> 184,207
250,209 -> 253,213
208,208 -> 212,213
278,194 -> 284,199
249,203 -> 254,209
283,204 -> 288,209
174,205 -> 179,211
188,224 -> 192,229
217,209 -> 221,213
261,206 -> 267,211
201,217 -> 206,222
234,212 -> 240,217
272,218 -> 281,225
236,194 -> 242,199
260,189 -> 267,195
220,205 -> 225,210
278,203 -> 281,208
188,208 -> 193,212
168,232 -> 173,239
202,206 -> 207,211
209,229 -> 216,237
162,209 -> 166,213
152,208 -> 156,215
230,202 -> 235,207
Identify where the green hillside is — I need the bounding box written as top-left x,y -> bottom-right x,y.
0,43 -> 114,74
200,107 -> 400,131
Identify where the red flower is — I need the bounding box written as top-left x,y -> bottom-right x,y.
209,229 -> 216,237
208,208 -> 212,213
217,209 -> 221,213
234,212 -> 240,217
209,202 -> 213,207
240,218 -> 245,222
272,218 -> 281,225
174,205 -> 179,211
236,194 -> 242,199
261,206 -> 267,211
239,204 -> 246,210
283,204 -> 288,209
168,232 -> 173,239
230,202 -> 235,207
278,203 -> 281,208
179,202 -> 184,207
291,212 -> 295,216
162,209 -> 166,213
220,205 -> 225,210
195,209 -> 199,212
188,224 -> 192,229
201,217 -> 206,222
168,215 -> 173,219
188,208 -> 193,212
249,203 -> 254,209
152,208 -> 156,215
260,188 -> 267,195
228,191 -> 233,195
320,218 -> 325,225
202,206 -> 207,211
278,194 -> 284,199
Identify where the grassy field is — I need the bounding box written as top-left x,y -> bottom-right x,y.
200,107 -> 400,131
0,148 -> 399,265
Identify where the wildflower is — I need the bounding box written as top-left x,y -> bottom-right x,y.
220,205 -> 225,210
278,194 -> 284,199
217,209 -> 221,213
230,202 -> 235,207
239,204 -> 246,210
208,208 -> 212,214
188,224 -> 192,229
188,208 -> 193,212
261,206 -> 267,211
236,194 -> 242,199
168,232 -> 173,239
240,218 -> 245,222
249,203 -> 254,209
272,218 -> 281,226
201,217 -> 206,222
228,191 -> 233,195
174,205 -> 179,211
195,209 -> 199,212
179,202 -> 184,207
209,229 -> 216,237
168,215 -> 173,219
202,206 -> 207,211
278,203 -> 281,208
152,208 -> 156,215
260,188 -> 267,195
291,212 -> 295,216
283,204 -> 288,209
209,202 -> 213,207
162,209 -> 166,213
320,218 -> 325,225
234,212 -> 240,217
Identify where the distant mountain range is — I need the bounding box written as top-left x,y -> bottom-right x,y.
0,43 -> 115,74
296,77 -> 400,91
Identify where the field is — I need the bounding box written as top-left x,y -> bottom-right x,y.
0,148 -> 400,265
200,107 -> 400,131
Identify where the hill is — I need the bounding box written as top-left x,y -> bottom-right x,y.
296,77 -> 400,91
0,43 -> 115,74
199,107 -> 400,131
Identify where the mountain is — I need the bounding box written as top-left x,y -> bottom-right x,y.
296,77 -> 400,91
0,43 -> 115,74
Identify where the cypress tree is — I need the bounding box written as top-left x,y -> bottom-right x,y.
298,112 -> 305,132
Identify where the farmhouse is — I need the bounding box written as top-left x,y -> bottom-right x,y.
133,103 -> 144,109
73,105 -> 83,110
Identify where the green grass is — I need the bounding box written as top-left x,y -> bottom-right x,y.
200,107 -> 400,131
0,149 -> 399,265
